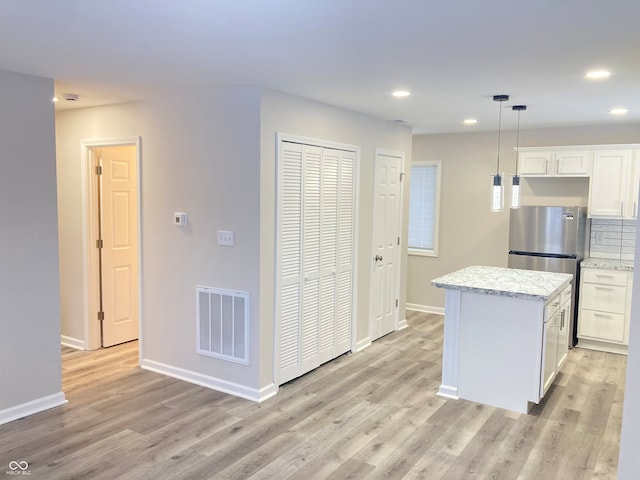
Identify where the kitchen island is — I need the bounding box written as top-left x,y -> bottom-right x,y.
432,266 -> 572,413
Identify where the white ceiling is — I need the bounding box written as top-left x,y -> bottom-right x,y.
1,0 -> 638,134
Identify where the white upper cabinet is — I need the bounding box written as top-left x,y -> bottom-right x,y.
589,149 -> 639,219
518,148 -> 590,177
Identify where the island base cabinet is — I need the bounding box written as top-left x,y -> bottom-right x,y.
456,292 -> 544,414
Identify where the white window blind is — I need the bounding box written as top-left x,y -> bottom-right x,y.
408,161 -> 441,255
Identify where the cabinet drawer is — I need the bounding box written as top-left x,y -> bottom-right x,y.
581,283 -> 627,313
582,269 -> 628,287
579,309 -> 626,343
545,296 -> 561,320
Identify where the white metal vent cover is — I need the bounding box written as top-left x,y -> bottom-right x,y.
196,286 -> 249,365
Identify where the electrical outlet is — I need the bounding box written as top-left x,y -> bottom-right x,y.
217,230 -> 234,247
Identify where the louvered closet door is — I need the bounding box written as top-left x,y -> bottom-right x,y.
278,141 -> 356,385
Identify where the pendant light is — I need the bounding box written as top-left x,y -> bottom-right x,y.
490,94 -> 509,212
511,105 -> 527,209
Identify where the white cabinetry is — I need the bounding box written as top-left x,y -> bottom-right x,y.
578,268 -> 632,353
589,150 -> 638,218
557,284 -> 571,369
540,285 -> 571,397
519,149 -> 590,177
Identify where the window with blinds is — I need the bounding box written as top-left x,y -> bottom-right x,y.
408,161 -> 441,256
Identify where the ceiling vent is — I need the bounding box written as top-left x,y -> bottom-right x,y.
62,93 -> 79,101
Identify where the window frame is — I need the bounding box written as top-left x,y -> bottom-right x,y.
407,160 -> 442,257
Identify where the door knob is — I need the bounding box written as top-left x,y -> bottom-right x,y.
374,255 -> 383,262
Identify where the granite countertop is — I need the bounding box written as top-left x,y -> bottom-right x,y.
431,265 -> 572,301
581,258 -> 634,271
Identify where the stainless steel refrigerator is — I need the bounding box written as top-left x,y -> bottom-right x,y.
508,206 -> 588,346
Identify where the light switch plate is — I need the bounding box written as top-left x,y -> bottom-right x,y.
217,230 -> 234,246
174,212 -> 187,228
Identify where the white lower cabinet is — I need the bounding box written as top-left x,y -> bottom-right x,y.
540,285 -> 571,397
578,268 -> 632,353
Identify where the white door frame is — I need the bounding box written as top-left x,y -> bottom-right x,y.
80,137 -> 143,359
273,132 -> 361,387
369,148 -> 405,340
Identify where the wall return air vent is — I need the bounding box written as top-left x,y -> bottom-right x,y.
196,286 -> 249,365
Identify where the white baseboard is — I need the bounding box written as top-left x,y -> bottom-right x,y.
61,335 -> 86,350
355,337 -> 371,352
406,303 -> 445,315
0,392 -> 67,426
437,385 -> 459,400
398,318 -> 409,330
140,359 -> 277,403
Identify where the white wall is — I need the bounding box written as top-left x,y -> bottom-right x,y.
0,70 -> 63,418
56,86 -> 412,399
409,123 -> 640,310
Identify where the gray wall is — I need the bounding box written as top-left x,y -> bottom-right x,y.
0,70 -> 62,410
56,87 -> 264,391
56,86 -> 412,396
618,192 -> 640,478
408,123 -> 640,310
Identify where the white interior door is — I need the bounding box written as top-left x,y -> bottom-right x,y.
98,145 -> 140,347
370,150 -> 403,341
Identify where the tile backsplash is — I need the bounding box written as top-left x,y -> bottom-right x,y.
589,219 -> 636,261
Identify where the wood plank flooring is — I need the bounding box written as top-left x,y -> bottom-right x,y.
0,311 -> 626,479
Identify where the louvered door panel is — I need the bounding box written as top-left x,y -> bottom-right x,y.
318,149 -> 339,363
278,142 -> 303,384
299,145 -> 322,375
335,151 -> 356,354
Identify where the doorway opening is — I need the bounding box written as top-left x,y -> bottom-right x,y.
81,138 -> 142,356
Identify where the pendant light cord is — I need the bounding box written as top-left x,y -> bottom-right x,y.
496,102 -> 502,175
515,110 -> 520,176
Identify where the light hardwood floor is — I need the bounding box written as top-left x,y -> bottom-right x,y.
0,311 -> 626,479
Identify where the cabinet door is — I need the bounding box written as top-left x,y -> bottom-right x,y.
540,312 -> 558,397
556,151 -> 590,175
627,151 -> 640,219
519,151 -> 552,175
556,302 -> 570,369
589,150 -> 631,217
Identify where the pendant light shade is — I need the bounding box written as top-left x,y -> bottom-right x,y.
491,95 -> 509,212
511,105 -> 527,209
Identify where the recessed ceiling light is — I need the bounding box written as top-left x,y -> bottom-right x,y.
586,70 -> 610,79
610,108 -> 628,115
463,118 -> 478,125
392,90 -> 410,98
52,96 -> 59,103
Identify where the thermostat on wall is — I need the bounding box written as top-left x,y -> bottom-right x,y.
174,212 -> 188,228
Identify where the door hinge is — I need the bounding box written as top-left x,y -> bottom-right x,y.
400,172 -> 405,182
96,165 -> 103,175
96,239 -> 103,249
395,299 -> 399,308
97,311 -> 104,321
397,236 -> 400,246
